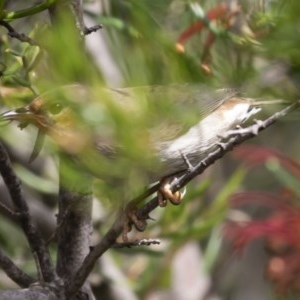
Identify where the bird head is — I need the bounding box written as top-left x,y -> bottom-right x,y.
1,85 -> 93,158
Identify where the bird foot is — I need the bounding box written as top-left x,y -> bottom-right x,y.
158,177 -> 183,207
121,178 -> 184,241
122,201 -> 148,242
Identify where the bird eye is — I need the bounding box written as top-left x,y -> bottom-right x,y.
48,102 -> 63,115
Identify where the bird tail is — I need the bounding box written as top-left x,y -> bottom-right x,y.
244,98 -> 290,106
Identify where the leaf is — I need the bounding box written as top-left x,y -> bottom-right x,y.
266,158 -> 300,198
14,165 -> 57,194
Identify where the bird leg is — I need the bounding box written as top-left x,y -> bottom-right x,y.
158,152 -> 191,207
121,177 -> 184,241
121,184 -> 159,241
158,177 -> 183,207
122,201 -> 148,242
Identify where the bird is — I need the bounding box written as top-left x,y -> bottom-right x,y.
0,84 -> 278,237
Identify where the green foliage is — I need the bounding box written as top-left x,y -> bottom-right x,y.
1,0 -> 57,20
266,158 -> 300,198
1,0 -> 300,298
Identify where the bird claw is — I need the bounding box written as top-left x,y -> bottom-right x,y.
122,201 -> 147,242
158,178 -> 183,207
121,177 -> 184,241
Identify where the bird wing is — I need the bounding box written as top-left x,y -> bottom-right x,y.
108,85 -> 239,142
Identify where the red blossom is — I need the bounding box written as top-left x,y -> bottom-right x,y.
266,252 -> 300,293
225,194 -> 300,293
225,204 -> 300,251
229,191 -> 287,209
176,3 -> 228,47
175,2 -> 241,74
232,145 -> 300,179
226,145 -> 300,293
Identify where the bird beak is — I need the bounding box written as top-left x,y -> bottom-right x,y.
1,106 -> 34,129
1,107 -> 46,162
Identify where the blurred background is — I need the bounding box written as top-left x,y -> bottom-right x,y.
1,0 -> 300,299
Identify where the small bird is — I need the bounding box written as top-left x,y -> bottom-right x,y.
1,84 -> 260,169
1,84 -> 272,205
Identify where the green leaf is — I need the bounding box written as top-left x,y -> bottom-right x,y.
266,158 -> 300,198
14,165 -> 57,194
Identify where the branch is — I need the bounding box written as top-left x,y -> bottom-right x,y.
0,288 -> 58,300
136,100 -> 300,220
2,0 -> 57,21
56,186 -> 93,279
0,197 -> 20,218
0,141 -> 56,283
47,1 -> 94,298
69,0 -> 86,38
84,24 -> 103,35
171,102 -> 299,186
65,100 -> 300,297
112,238 -> 161,248
0,21 -> 39,46
49,0 -> 86,38
0,248 -> 35,287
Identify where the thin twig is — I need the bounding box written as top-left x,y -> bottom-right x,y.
0,200 -> 21,218
0,20 -> 39,46
112,238 -> 160,248
65,100 -> 299,298
0,141 -> 56,283
84,24 -> 103,35
136,100 -> 300,221
0,248 -> 35,287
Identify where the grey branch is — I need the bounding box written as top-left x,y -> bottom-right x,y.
0,21 -> 39,46
0,248 -> 35,287
112,238 -> 161,248
84,24 -> 103,35
0,288 -> 58,300
0,142 -> 57,283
